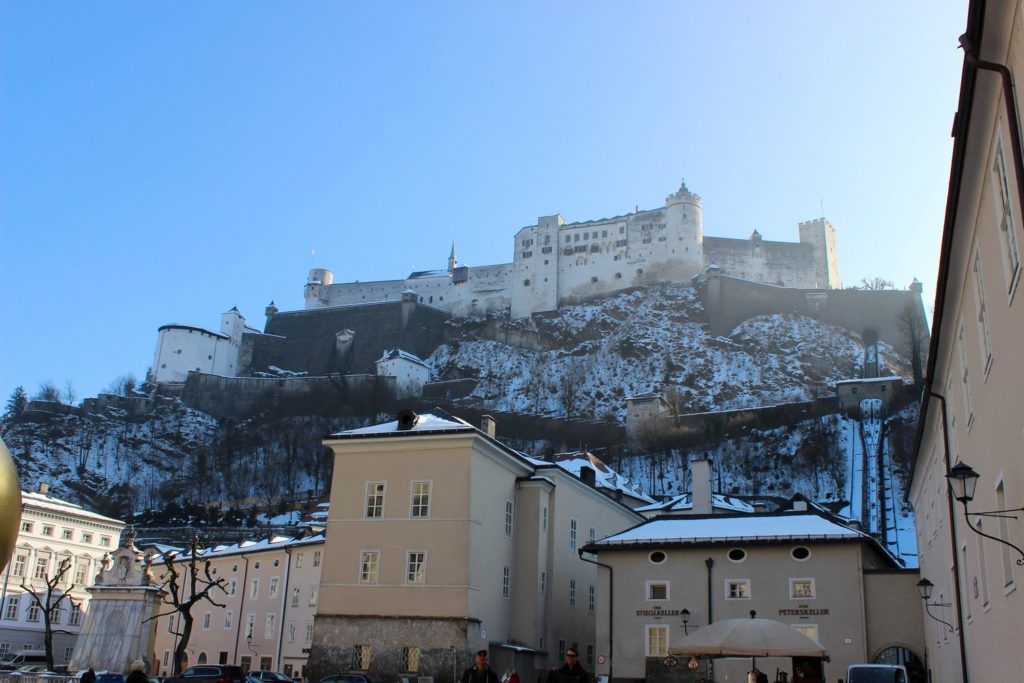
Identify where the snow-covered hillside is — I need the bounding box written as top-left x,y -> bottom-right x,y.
431,284 -> 910,418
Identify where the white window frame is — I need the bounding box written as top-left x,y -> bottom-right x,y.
645,624 -> 669,657
646,580 -> 670,601
250,578 -> 260,600
308,587 -> 318,607
365,481 -> 386,519
569,578 -> 577,608
359,550 -> 380,584
291,587 -> 300,608
265,613 -> 276,639
570,519 -> 578,551
991,135 -> 1022,298
269,576 -> 280,599
725,579 -> 751,599
313,550 -> 321,567
542,505 -> 548,532
224,610 -> 233,630
972,249 -> 994,375
410,481 -> 432,518
957,320 -> 975,429
540,571 -> 547,594
791,624 -> 820,644
406,550 -> 427,585
588,585 -> 595,613
505,499 -> 515,539
502,565 -> 511,599
3,595 -> 20,620
202,612 -> 212,630
789,578 -> 816,600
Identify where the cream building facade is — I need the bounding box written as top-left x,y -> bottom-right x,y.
150,535 -> 324,679
584,504 -> 924,683
909,3 -> 1024,683
0,488 -> 124,663
307,412 -> 645,683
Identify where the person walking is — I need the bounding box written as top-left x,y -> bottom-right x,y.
81,668 -> 96,683
462,650 -> 500,683
126,660 -> 149,683
547,648 -> 590,683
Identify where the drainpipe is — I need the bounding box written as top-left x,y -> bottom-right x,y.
960,34 -> 1024,235
925,391 -> 969,683
705,558 -> 714,683
578,551 -> 613,683
234,554 -> 251,666
276,547 -> 294,673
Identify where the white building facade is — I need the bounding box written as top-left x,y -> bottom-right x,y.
0,488 -> 125,663
152,308 -> 263,383
374,350 -> 431,399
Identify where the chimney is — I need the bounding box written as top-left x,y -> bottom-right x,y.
481,415 -> 496,438
690,457 -> 713,514
396,408 -> 419,431
752,502 -> 767,513
792,498 -> 808,512
580,467 -> 596,488
38,482 -> 50,495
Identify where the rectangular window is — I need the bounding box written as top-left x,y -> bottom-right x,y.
792,624 -> 819,644
353,644 -> 372,670
401,646 -> 421,673
957,322 -> 975,427
265,614 -> 276,639
406,551 -> 426,584
51,605 -> 63,625
360,551 -> 380,584
305,622 -> 314,643
219,652 -> 228,665
505,500 -> 514,538
20,522 -> 31,533
309,587 -> 318,607
269,576 -> 280,599
81,532 -> 92,543
502,566 -> 511,599
100,536 -> 111,547
558,641 -> 566,661
245,614 -> 255,639
313,551 -> 322,567
586,644 -> 594,667
26,603 -> 40,622
296,553 -> 304,568
570,519 -> 578,551
4,595 -> 20,620
250,578 -> 260,599
60,529 -> 73,540
168,615 -> 175,633
42,525 -> 53,537
63,646 -> 73,663
0,643 -> 9,657
540,571 -> 547,594
542,506 -> 548,532
291,587 -> 300,608
162,651 -> 170,668
202,612 -> 212,630
790,579 -> 815,599
569,579 -> 577,608
74,562 -> 88,585
588,527 -> 596,545
588,585 -> 595,613
287,622 -> 296,643
410,481 -> 431,518
12,554 -> 25,578
992,138 -> 1021,293
34,556 -> 48,579
228,579 -> 237,596
726,579 -> 751,599
224,610 -> 233,629
69,606 -> 82,626
646,625 -> 669,656
996,481 -> 1014,588
365,482 -> 386,518
647,581 -> 669,601
973,250 -> 993,373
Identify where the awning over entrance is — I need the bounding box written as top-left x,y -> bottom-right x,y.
670,617 -> 826,658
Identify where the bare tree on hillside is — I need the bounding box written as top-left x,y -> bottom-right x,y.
558,357 -> 590,420
20,556 -> 80,671
147,535 -> 227,675
524,356 -> 549,415
34,382 -> 61,403
859,277 -> 894,290
104,373 -> 138,396
897,301 -> 928,386
61,380 -> 77,406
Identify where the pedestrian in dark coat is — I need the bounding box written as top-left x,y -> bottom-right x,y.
462,651 -> 500,683
547,648 -> 590,683
81,668 -> 97,683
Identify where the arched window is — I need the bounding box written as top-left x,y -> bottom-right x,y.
197,652 -> 207,665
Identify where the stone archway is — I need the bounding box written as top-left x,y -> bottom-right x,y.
872,645 -> 925,683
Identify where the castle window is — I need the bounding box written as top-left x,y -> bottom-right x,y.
637,268 -> 644,275
591,276 -> 598,283
643,236 -> 652,244
615,273 -> 622,279
590,244 -> 599,253
522,251 -> 532,258
565,235 -> 571,243
658,236 -> 667,242
544,235 -> 550,245
584,232 -> 589,239
602,230 -> 608,238
542,246 -> 552,254
523,279 -> 531,286
574,234 -> 580,242
619,226 -> 625,234
616,239 -> 626,247
544,260 -> 549,265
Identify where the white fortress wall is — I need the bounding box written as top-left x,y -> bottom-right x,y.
798,218 -> 842,288
153,326 -> 230,383
702,235 -> 818,288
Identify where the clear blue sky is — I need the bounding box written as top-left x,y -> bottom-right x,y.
1,2 -> 968,401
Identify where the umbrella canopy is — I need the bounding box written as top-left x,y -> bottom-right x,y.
670,617 -> 826,658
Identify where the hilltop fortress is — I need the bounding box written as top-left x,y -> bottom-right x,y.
304,180 -> 841,319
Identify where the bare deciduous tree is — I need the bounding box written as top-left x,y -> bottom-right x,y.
34,381 -> 61,403
20,557 -> 80,671
61,380 -> 77,406
147,535 -> 227,675
859,277 -> 894,290
557,357 -> 589,420
897,301 -> 928,386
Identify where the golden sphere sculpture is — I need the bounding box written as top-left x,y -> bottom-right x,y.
0,437 -> 22,569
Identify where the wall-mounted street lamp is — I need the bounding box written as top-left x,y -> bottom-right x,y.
947,462 -> 1024,566
681,608 -> 691,635
916,578 -> 956,633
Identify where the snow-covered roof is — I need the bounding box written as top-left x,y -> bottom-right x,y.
635,493 -> 755,514
408,269 -> 449,279
545,452 -> 655,504
834,376 -> 903,386
157,324 -> 230,340
625,391 -> 665,402
592,511 -> 873,547
376,349 -> 430,368
167,534 -> 325,561
21,490 -> 125,526
334,412 -> 474,437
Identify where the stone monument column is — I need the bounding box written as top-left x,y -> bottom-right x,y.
68,529 -> 165,673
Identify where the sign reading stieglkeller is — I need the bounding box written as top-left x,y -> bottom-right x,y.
636,607 -> 686,617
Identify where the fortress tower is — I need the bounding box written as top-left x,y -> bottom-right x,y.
657,179 -> 705,282
510,214 -> 562,319
798,218 -> 841,288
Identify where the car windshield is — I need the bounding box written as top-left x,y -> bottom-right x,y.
850,670 -> 898,683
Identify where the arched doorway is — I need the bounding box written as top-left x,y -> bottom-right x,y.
198,653 -> 207,665
873,646 -> 925,683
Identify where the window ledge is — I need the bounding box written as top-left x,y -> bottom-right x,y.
1003,581 -> 1016,596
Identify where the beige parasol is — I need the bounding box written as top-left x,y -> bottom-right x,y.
670,616 -> 826,658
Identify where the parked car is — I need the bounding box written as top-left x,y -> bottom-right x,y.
847,665 -> 908,683
246,672 -> 293,683
0,653 -> 49,672
163,666 -> 246,683
319,675 -> 374,683
95,673 -> 126,683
